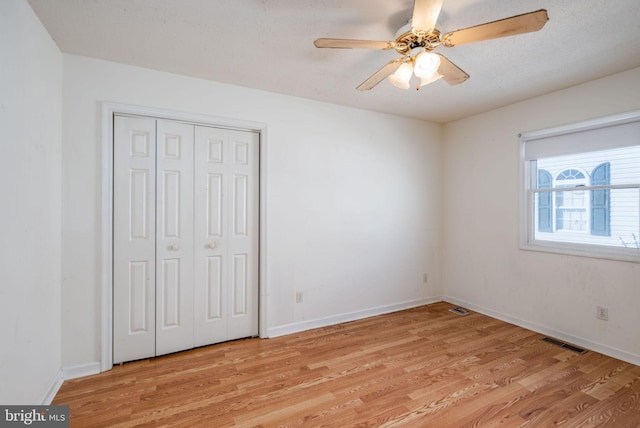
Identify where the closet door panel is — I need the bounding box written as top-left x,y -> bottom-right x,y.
193,126 -> 259,346
227,129 -> 259,339
155,120 -> 195,356
194,126 -> 229,345
113,116 -> 157,364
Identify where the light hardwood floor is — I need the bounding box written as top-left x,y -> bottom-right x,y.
53,302 -> 640,427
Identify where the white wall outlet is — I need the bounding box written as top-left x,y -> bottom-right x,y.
296,291 -> 303,304
597,305 -> 609,321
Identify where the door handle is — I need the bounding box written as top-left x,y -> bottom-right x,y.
207,242 -> 217,249
169,245 -> 180,251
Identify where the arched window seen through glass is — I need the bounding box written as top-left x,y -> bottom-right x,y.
555,169 -> 588,232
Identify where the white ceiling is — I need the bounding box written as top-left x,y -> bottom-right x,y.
28,0 -> 640,123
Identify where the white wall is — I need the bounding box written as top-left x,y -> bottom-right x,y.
443,67 -> 640,363
61,55 -> 443,369
0,0 -> 62,404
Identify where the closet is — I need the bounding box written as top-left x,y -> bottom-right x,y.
112,115 -> 259,364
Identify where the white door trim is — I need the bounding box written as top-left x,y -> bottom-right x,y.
100,101 -> 268,372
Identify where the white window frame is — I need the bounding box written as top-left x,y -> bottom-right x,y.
519,110 -> 640,264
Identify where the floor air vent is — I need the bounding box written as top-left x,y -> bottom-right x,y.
541,337 -> 587,354
449,307 -> 470,316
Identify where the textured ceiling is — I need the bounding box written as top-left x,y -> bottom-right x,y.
28,0 -> 640,123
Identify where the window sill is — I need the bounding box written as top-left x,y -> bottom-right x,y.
520,239 -> 640,264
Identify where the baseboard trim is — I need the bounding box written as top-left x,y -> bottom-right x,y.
62,362 -> 101,381
443,295 -> 640,366
40,370 -> 64,405
266,297 -> 442,338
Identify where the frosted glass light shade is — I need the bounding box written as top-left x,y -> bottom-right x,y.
419,72 -> 443,88
413,51 -> 441,79
388,62 -> 413,89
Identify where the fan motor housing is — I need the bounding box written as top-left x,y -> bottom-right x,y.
394,28 -> 442,55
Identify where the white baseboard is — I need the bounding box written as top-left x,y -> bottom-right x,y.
266,297 -> 442,338
62,362 -> 101,381
443,295 -> 640,367
40,370 -> 64,405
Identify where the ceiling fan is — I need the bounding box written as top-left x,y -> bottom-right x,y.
314,0 -> 549,91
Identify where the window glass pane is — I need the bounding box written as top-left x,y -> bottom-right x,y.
533,188 -> 639,248
536,146 -> 640,186
531,145 -> 640,250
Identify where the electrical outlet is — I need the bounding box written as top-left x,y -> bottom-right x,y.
296,292 -> 303,304
597,305 -> 608,321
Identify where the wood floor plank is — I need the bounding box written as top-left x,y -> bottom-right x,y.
53,302 -> 640,427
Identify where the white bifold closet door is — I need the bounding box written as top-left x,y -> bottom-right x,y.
193,125 -> 259,347
113,116 -> 157,363
113,115 -> 259,364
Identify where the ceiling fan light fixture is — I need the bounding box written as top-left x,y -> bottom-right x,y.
388,62 -> 413,89
314,4 -> 549,92
413,51 -> 441,79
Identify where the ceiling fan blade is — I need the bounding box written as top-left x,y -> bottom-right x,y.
357,58 -> 404,91
411,0 -> 444,34
314,38 -> 395,50
436,54 -> 470,85
442,9 -> 549,47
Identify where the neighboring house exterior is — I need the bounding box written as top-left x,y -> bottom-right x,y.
534,145 -> 640,248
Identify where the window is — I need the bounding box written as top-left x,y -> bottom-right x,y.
554,168 -> 589,232
520,110 -> 640,263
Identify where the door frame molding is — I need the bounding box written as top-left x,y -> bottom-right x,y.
100,101 -> 268,372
